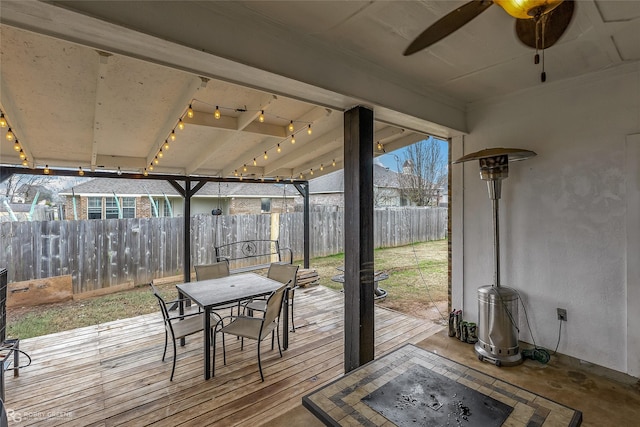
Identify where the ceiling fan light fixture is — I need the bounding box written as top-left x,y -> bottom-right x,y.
495,0 -> 563,19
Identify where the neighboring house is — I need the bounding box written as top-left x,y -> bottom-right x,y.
0,202 -> 55,222
307,164 -> 419,210
59,178 -> 298,220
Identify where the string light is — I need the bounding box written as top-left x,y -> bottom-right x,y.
0,113 -> 6,128
13,140 -> 20,151
299,172 -> 304,179
308,124 -> 312,135
243,164 -> 247,172
6,128 -> 14,141
163,140 -> 170,151
234,170 -> 238,176
239,175 -> 243,181
78,167 -> 84,176
253,158 -> 257,166
19,149 -> 25,160
117,167 -> 122,176
291,135 -> 296,144
44,165 -> 50,174
214,106 -> 221,119
177,118 -> 185,130
264,151 -> 268,160
154,156 -> 159,165
149,163 -> 154,171
259,110 -> 265,122
310,168 -> 314,175
21,158 -> 28,167
187,104 -> 194,119
320,164 -> 324,171
377,141 -> 383,151
276,176 -> 280,182
170,130 -> 176,141
277,144 -> 281,153
332,159 -> 336,167
143,168 -> 148,176
157,149 -> 163,159
288,121 -> 294,132
261,175 -> 265,182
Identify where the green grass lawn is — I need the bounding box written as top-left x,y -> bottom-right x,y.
7,239 -> 448,339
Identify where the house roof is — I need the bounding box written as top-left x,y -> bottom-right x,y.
309,164 -> 404,194
60,178 -> 297,198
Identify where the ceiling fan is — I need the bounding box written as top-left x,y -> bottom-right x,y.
404,0 -> 575,82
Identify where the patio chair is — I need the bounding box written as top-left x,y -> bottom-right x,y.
150,282 -> 209,381
244,263 -> 300,331
213,284 -> 287,381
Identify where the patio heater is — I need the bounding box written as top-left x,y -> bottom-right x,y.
453,147 -> 536,367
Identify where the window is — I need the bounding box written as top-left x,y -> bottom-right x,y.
105,197 -> 120,219
88,197 -> 102,219
163,199 -> 172,217
122,197 -> 136,218
261,198 -> 271,213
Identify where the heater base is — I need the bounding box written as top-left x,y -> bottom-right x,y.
475,343 -> 522,367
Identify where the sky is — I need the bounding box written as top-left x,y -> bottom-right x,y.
374,136 -> 448,172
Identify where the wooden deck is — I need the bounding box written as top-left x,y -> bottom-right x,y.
3,286 -> 444,426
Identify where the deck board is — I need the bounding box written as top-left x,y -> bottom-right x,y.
4,286 -> 443,426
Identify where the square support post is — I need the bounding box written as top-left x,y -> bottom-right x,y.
343,105 -> 375,373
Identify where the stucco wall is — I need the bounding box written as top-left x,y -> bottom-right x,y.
453,63 -> 640,375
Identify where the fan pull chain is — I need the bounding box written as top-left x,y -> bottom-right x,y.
540,15 -> 547,82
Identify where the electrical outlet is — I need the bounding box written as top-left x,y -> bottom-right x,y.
557,308 -> 568,321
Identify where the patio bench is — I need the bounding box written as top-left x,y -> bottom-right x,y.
214,239 -> 293,274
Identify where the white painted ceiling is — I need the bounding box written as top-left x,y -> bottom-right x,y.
0,1 -> 638,180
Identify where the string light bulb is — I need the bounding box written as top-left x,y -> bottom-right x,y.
239,175 -> 243,181
44,165 -> 50,175
377,141 -> 383,151
291,135 -> 296,144
6,128 -> 14,141
277,144 -> 281,153
320,164 -> 324,171
299,172 -> 304,179
19,149 -> 25,160
78,166 -> 84,176
234,170 -> 238,176
21,158 -> 28,167
143,168 -> 148,176
264,151 -> 268,160
332,159 -> 336,167
308,124 -> 312,135
0,114 -> 6,128
187,104 -> 194,119
276,176 -> 280,183
154,156 -> 159,165
117,167 -> 122,176
288,121 -> 294,132
177,118 -> 185,130
170,130 -> 176,141
163,140 -> 170,151
158,149 -> 163,158
149,163 -> 154,171
243,164 -> 247,172
13,140 -> 20,151
310,169 -> 314,175
214,106 -> 221,119
259,110 -> 265,122
253,158 -> 257,166
261,175 -> 265,182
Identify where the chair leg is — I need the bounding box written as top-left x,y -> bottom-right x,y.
170,339 -> 177,381
257,340 -> 264,382
162,330 -> 168,361
276,324 -> 282,357
290,298 -> 296,332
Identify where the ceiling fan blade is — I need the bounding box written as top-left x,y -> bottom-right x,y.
515,0 -> 575,49
404,0 -> 494,56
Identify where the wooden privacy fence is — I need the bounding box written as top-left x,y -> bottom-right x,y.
0,207 -> 446,293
